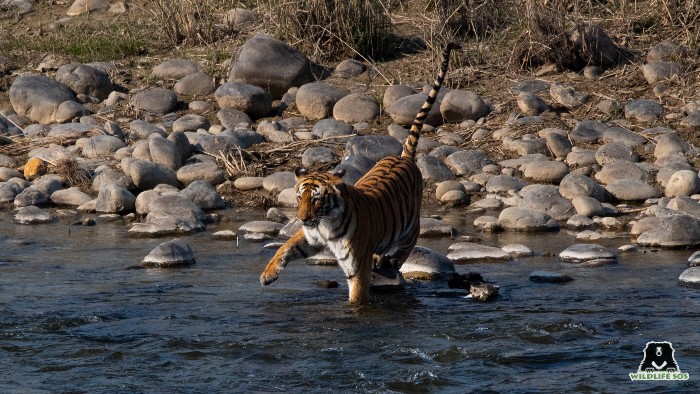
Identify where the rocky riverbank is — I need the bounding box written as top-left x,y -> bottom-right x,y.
1,1 -> 700,288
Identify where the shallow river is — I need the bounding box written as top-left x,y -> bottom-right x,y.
1,209 -> 698,393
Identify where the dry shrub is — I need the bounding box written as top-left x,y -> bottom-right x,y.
47,155 -> 92,193
511,2 -> 570,69
431,0 -> 515,40
262,0 -> 394,61
152,0 -> 241,46
653,0 -> 700,45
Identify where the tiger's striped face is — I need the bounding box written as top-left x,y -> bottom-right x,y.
295,167 -> 345,228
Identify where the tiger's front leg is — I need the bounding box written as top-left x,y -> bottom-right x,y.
260,230 -> 320,286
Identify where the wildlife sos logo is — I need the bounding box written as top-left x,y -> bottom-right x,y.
629,341 -> 690,381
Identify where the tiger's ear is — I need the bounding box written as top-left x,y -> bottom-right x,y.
331,168 -> 346,179
295,167 -> 309,179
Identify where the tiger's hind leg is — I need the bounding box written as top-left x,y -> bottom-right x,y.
372,224 -> 420,280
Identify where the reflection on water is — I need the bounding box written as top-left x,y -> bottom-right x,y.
0,210 -> 698,392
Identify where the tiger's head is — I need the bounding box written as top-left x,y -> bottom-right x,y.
294,167 -> 346,228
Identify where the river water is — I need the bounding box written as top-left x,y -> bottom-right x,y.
0,209 -> 698,393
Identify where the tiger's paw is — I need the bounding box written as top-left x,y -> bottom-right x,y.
260,268 -> 280,286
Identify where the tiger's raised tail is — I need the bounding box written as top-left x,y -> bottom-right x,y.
401,42 -> 461,159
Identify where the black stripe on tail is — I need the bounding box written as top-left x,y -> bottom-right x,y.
401,42 -> 461,159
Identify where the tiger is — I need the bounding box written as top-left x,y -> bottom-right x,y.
260,42 -> 461,303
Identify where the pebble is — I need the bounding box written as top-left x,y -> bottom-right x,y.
497,207 -> 559,232
502,244 -> 534,257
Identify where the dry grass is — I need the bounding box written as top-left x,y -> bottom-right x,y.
261,0 -> 395,61
151,0 -> 243,47
45,153 -> 92,192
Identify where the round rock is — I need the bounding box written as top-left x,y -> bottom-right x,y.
263,172 -> 296,192
333,93 -> 380,124
215,82 -> 272,118
50,187 -> 93,206
440,90 -> 489,122
174,72 -> 216,96
295,82 -> 347,120
229,33 -> 313,99
625,99 -> 663,122
9,75 -> 76,124
345,135 -> 402,162
130,88 -> 178,115
522,161 -> 569,184
606,179 -> 661,201
179,180 -> 225,210
96,183 -> 136,214
152,59 -> 200,79
176,162 -> 226,187
400,246 -> 455,280
665,170 -> 700,197
417,156 -> 455,181
497,207 -> 559,232
142,238 -> 196,268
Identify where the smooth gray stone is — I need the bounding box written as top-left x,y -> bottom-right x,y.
130,88 -> 178,115
142,238 -> 196,268
95,183 -> 136,214
179,180 -> 225,210
229,33 -> 313,99
55,63 -> 113,100
400,246 -> 456,280
559,243 -> 617,263
9,75 -> 76,124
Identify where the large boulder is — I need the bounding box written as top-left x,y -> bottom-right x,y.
229,34 -> 314,99
9,75 -> 77,124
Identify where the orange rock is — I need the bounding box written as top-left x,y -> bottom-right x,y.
24,157 -> 47,180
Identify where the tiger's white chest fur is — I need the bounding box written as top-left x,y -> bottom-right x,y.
302,215 -> 359,278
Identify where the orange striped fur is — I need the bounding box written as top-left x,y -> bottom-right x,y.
260,43 -> 460,304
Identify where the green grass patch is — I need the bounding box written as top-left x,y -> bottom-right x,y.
0,21 -> 148,64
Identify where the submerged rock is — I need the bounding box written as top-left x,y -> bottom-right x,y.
530,271 -> 574,283
559,243 -> 617,263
